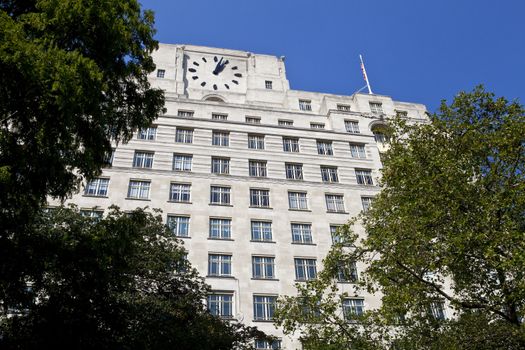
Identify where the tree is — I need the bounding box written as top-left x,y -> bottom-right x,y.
0,0 -> 164,315
0,206 -> 266,349
0,1 -> 164,206
274,87 -> 525,349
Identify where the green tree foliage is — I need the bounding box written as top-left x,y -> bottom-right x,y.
0,0 -> 165,209
274,87 -> 525,349
0,0 -> 164,318
0,206 -> 265,349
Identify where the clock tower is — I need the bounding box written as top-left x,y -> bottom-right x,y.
151,44 -> 290,106
185,53 -> 247,93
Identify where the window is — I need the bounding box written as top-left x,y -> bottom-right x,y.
80,209 -> 103,220
310,122 -> 325,129
429,301 -> 446,320
373,131 -> 389,144
167,215 -> 190,237
172,154 -> 192,171
210,186 -> 231,205
250,189 -> 270,208
344,120 -> 360,134
175,128 -> 193,143
211,157 -> 230,175
127,180 -> 150,199
251,221 -> 273,241
177,110 -> 194,118
278,119 -> 293,126
252,256 -> 275,279
84,178 -> 109,197
349,143 -> 366,158
208,254 -> 232,277
288,192 -> 308,210
249,160 -> 267,177
208,294 -> 233,319
291,223 -> 313,244
255,339 -> 282,350
248,134 -> 265,150
265,80 -> 273,89
325,194 -> 345,213
246,116 -> 261,124
337,261 -> 358,282
212,131 -> 229,146
299,99 -> 312,111
317,140 -> 333,155
294,258 -> 317,280
132,151 -> 154,168
169,183 -> 191,202
342,298 -> 364,320
369,102 -> 383,114
253,295 -> 276,321
356,169 -> 373,185
209,218 -> 232,239
103,148 -> 115,167
285,163 -> 303,180
212,113 -> 228,120
361,197 -> 373,211
282,137 -> 299,152
330,225 -> 344,244
337,104 -> 351,111
321,166 -> 339,183
156,69 -> 165,78
137,126 -> 157,140
396,110 -> 408,117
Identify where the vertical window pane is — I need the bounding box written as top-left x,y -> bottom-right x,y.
167,215 -> 190,237
209,218 -> 232,239
316,140 -> 333,155
210,186 -> 231,205
127,180 -> 150,199
325,194 -> 345,212
294,258 -> 317,280
343,299 -> 365,320
283,137 -> 300,152
291,223 -> 313,243
356,170 -> 373,185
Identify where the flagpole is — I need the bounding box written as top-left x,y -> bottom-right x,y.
359,54 -> 373,95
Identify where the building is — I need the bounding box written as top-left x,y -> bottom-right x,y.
62,44 -> 428,349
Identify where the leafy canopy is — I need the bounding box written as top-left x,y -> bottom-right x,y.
0,206 -> 266,349
274,87 -> 525,349
0,0 -> 165,209
0,0 -> 165,317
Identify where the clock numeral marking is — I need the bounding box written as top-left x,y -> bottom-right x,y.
201,82 -> 206,87
224,84 -> 230,89
213,84 -> 218,90
192,76 -> 199,80
202,57 -> 207,62
214,56 -> 218,62
231,66 -> 238,70
192,61 -> 199,66
188,68 -> 196,73
234,73 -> 243,78
232,80 -> 239,85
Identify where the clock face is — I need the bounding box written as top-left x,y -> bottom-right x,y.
186,55 -> 245,91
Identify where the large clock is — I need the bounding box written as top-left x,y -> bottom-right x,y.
187,55 -> 245,91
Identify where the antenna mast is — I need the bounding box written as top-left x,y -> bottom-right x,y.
359,54 -> 373,94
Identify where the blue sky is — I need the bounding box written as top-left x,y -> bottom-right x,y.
141,0 -> 525,112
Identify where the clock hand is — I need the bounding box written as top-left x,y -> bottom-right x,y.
213,58 -> 229,75
217,60 -> 228,73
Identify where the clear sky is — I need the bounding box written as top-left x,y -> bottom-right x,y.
141,0 -> 524,113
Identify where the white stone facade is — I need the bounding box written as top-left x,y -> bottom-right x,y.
59,44 -> 428,349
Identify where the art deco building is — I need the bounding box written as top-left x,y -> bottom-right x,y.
60,44 -> 427,349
